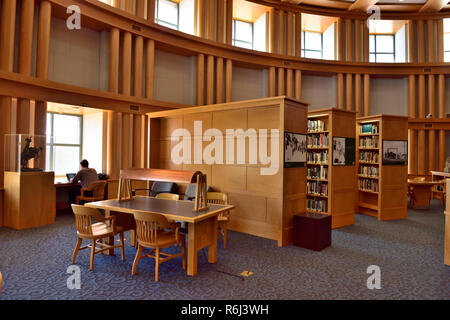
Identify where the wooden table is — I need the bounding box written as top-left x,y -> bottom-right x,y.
407,180 -> 440,208
85,196 -> 234,276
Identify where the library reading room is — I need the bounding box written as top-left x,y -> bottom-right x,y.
0,0 -> 449,302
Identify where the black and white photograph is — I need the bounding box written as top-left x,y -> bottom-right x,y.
284,132 -> 307,167
333,137 -> 346,165
382,140 -> 408,165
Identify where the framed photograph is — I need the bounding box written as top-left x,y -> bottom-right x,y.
332,136 -> 355,166
284,131 -> 307,168
382,140 -> 408,165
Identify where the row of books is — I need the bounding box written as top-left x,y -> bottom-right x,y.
360,123 -> 379,134
307,133 -> 329,148
359,179 -> 379,193
307,151 -> 329,164
359,136 -> 379,148
307,166 -> 328,180
359,151 -> 379,163
307,181 -> 328,196
307,119 -> 326,132
359,165 -> 379,177
307,198 -> 328,213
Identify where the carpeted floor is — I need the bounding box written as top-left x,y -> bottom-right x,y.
0,200 -> 449,300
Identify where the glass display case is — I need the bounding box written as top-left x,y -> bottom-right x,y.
4,134 -> 49,173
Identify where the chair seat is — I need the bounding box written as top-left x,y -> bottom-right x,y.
77,222 -> 114,238
139,231 -> 185,248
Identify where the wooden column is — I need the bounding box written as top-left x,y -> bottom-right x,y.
363,74 -> 370,116
217,0 -> 225,43
225,0 -> 232,45
408,75 -> 416,175
206,55 -> 214,105
417,20 -> 425,63
286,69 -> 293,98
0,0 -> 16,71
107,111 -> 119,179
355,74 -> 362,116
124,0 -> 133,13
354,20 -> 361,62
363,21 -> 369,62
437,19 -> 444,63
147,0 -> 155,21
109,28 -> 120,93
345,19 -> 352,61
346,73 -> 353,111
417,74 -> 426,175
277,67 -> 285,96
337,18 -> 344,61
225,59 -> 232,102
438,74 -> 446,171
216,57 -> 223,103
136,0 -> 146,19
134,36 -> 144,97
18,0 -> 35,75
36,0 -> 51,79
196,54 -> 205,105
145,39 -> 155,99
295,70 -> 301,100
427,20 -> 435,63
428,75 -> 436,172
206,0 -> 215,40
269,8 -> 276,54
0,96 -> 13,188
295,13 -> 301,57
277,10 -> 284,55
337,73 -> 344,109
408,21 -> 415,63
122,32 -> 132,96
121,114 -> 132,169
198,0 -> 205,38
287,12 -> 293,56
269,67 -> 276,97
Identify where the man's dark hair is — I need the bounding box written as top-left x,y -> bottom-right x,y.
80,159 -> 89,168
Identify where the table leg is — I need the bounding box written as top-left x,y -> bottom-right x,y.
207,217 -> 218,264
104,209 -> 115,256
445,213 -> 450,266
187,222 -> 198,276
414,186 -> 432,208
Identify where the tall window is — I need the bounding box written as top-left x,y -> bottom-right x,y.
301,31 -> 323,59
46,113 -> 82,176
369,35 -> 395,63
156,0 -> 179,30
445,19 -> 450,62
232,19 -> 253,49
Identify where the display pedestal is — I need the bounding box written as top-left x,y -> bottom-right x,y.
293,212 -> 331,251
4,171 -> 55,230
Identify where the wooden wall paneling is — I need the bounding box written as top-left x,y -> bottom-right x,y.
0,96 -> 13,188
206,55 -> 214,105
345,19 -> 352,62
216,57 -> 223,103
107,111 -> 119,179
417,74 -> 426,175
277,10 -> 284,55
225,59 -> 232,102
18,0 -> 35,75
206,0 -> 215,41
109,28 -> 120,93
363,20 -> 369,62
122,32 -> 132,96
124,0 -> 133,13
355,73 -> 361,116
145,39 -> 154,99
417,20 -> 425,63
346,73 -> 353,111
408,75 -> 416,175
287,12 -> 293,56
428,74 -> 435,172
136,0 -> 146,19
363,74 -> 370,116
147,0 -> 155,21
269,67 -> 276,97
225,0 -> 232,45
437,19 -> 444,63
132,114 -> 142,168
36,0 -> 51,79
134,35 -> 144,97
269,8 -> 276,54
354,19 -> 361,62
337,18 -> 344,61
295,13 -> 301,57
122,113 -> 132,169
427,20 -> 435,63
0,0 -> 17,71
438,74 -> 446,171
277,67 -> 285,96
337,73 -> 344,109
196,53 -> 205,105
294,69 -> 301,100
16,99 -> 31,134
198,0 -> 205,38
286,69 -> 293,98
408,21 -> 415,63
217,0 -> 225,43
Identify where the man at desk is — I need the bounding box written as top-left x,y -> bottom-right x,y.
71,159 -> 98,189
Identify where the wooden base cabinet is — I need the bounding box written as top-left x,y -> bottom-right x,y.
4,171 -> 56,230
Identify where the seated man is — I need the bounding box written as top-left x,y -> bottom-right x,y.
72,159 -> 98,189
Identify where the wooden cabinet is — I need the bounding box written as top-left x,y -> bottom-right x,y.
356,115 -> 408,220
4,171 -> 55,230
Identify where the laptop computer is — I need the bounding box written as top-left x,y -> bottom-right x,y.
66,173 -> 76,182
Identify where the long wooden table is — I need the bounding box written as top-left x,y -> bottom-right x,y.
85,196 -> 234,276
407,180 -> 440,208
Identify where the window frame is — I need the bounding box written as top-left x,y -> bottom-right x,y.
301,30 -> 323,59
46,112 -> 83,176
444,32 -> 450,62
369,34 -> 395,63
232,19 -> 254,50
155,0 -> 180,30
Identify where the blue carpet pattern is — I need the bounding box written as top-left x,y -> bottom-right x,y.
0,200 -> 449,300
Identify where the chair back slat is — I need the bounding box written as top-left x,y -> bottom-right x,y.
206,192 -> 228,205
71,204 -> 104,236
134,212 -> 172,245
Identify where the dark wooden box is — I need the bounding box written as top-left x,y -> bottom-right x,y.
293,212 -> 331,251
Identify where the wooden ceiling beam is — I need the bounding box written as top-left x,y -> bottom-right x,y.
348,0 -> 379,12
419,0 -> 449,13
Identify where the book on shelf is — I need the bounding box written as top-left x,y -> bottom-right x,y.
307,165 -> 328,180
359,179 -> 379,192
359,151 -> 379,163
359,165 -> 379,177
307,133 -> 329,148
307,150 -> 328,164
307,198 -> 328,213
307,181 -> 328,196
360,123 -> 379,134
359,136 -> 379,148
307,119 -> 325,132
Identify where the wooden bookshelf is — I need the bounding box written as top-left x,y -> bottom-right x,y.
307,108 -> 356,229
356,115 -> 408,221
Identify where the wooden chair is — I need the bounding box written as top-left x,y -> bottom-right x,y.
155,193 -> 180,201
131,211 -> 186,281
71,204 -> 126,270
76,180 -> 107,204
432,180 -> 447,208
207,192 -> 230,249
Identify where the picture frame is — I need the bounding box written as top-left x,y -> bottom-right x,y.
332,136 -> 355,166
382,140 -> 408,165
284,131 -> 307,168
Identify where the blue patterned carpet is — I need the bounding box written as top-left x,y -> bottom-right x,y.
0,200 -> 449,300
